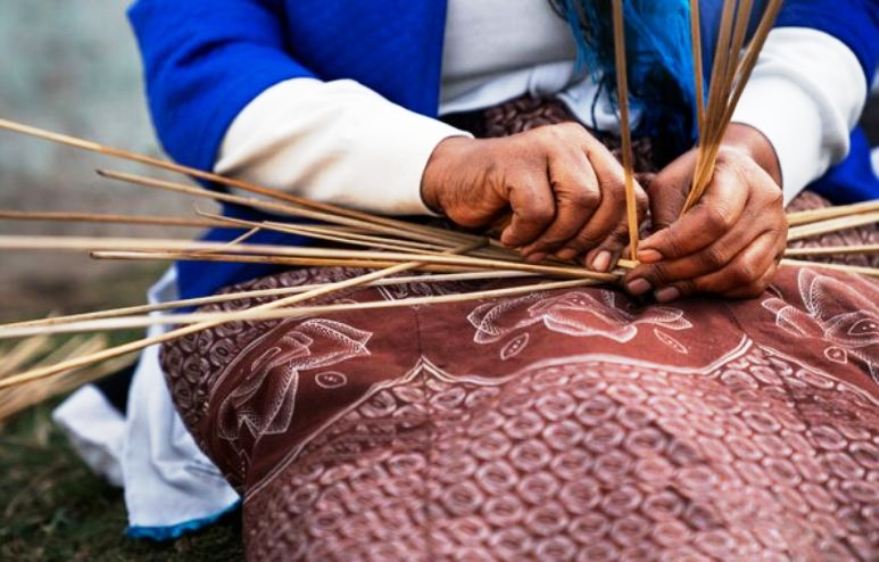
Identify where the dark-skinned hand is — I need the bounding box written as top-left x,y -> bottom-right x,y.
421,122 -> 647,271
625,123 -> 788,302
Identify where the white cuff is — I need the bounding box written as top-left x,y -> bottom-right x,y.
732,28 -> 867,204
216,78 -> 471,216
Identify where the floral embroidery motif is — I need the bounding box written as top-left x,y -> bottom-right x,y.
218,319 -> 371,443
763,269 -> 879,381
467,290 -> 692,358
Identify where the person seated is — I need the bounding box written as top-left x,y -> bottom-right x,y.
62,0 -> 877,558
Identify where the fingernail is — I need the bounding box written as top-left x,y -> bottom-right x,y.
626,278 -> 651,296
638,248 -> 663,264
525,252 -> 547,264
556,248 -> 578,261
591,250 -> 612,272
654,287 -> 681,303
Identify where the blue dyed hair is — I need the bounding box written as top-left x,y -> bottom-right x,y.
550,0 -> 698,159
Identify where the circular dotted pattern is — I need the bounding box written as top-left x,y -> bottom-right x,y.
240,345 -> 878,561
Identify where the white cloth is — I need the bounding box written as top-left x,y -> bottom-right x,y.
216,0 -> 642,216
53,385 -> 126,487
219,24 -> 866,213
55,269 -> 239,539
440,0 -> 576,105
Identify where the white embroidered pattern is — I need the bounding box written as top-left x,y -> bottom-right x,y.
763,269 -> 879,381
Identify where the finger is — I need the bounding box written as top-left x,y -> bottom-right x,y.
500,173 -> 556,249
647,151 -> 694,232
723,261 -> 779,299
647,231 -> 782,302
520,149 -> 599,257
637,166 -> 748,264
722,231 -> 786,299
584,188 -> 647,272
554,145 -> 630,261
624,205 -> 768,287
584,228 -> 626,272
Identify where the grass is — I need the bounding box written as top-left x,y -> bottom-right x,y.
0,263 -> 244,561
0,400 -> 244,562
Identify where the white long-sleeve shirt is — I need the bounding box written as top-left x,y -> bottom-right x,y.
214,0 -> 868,211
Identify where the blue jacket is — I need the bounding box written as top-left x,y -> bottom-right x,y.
128,0 -> 879,299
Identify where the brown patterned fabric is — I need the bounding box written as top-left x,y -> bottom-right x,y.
161,97 -> 879,561
444,96 -> 659,174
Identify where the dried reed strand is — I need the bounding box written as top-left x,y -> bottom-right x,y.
611,0 -> 640,260
781,259 -> 879,278
0,271 -> 539,332
786,200 -> 879,227
0,118 -> 480,248
683,0 -> 783,213
0,242 -> 484,389
0,336 -> 136,422
0,210 -> 233,229
787,212 -> 879,242
97,169 -> 476,249
689,0 -> 706,138
0,234 -> 618,281
683,0 -> 736,212
0,278 -> 601,340
785,244 -> 879,258
92,250 -> 481,274
200,211 -> 454,255
89,248 -> 618,281
0,336 -> 50,378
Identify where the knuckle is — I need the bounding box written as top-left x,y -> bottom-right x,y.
570,232 -> 603,252
635,189 -> 648,210
556,121 -> 583,137
536,230 -> 571,248
651,265 -> 671,285
703,205 -> 733,234
742,282 -> 767,299
765,186 -> 783,206
733,260 -> 760,285
540,123 -> 577,146
572,186 -> 600,208
601,229 -> 629,251
702,245 -> 730,270
661,231 -> 685,258
525,206 -> 554,226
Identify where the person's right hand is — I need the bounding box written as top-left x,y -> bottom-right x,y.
420,123 -> 647,271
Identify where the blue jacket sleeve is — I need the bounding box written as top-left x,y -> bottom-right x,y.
128,0 -> 314,173
776,0 -> 879,87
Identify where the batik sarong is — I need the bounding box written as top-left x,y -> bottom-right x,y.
161,98 -> 879,561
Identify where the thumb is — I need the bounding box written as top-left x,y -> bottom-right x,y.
648,151 -> 695,233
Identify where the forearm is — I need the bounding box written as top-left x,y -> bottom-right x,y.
215,78 -> 470,216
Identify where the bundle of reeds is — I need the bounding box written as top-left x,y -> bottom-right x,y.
0,0 -> 876,404
0,334 -> 135,423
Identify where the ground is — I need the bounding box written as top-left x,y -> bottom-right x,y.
0,402 -> 244,562
0,265 -> 244,561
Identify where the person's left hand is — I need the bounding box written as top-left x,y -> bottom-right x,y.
624,123 -> 788,302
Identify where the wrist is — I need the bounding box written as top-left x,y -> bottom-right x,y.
722,123 -> 783,186
420,136 -> 475,215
